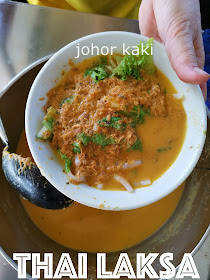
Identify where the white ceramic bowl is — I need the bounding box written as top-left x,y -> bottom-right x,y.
25,31 -> 207,210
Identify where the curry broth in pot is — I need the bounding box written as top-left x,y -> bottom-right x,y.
18,132 -> 184,253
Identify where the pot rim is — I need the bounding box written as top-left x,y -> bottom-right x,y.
1,225 -> 209,280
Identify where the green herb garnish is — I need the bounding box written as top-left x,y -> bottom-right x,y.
137,38 -> 155,74
77,133 -> 91,146
157,146 -> 172,152
42,119 -> 54,132
42,106 -> 56,132
127,138 -> 143,152
57,150 -> 72,173
59,96 -> 74,108
72,143 -> 81,154
84,38 -> 155,83
92,133 -> 116,148
113,54 -> 144,81
77,132 -> 115,148
84,66 -> 108,83
98,116 -> 126,131
118,105 -> 150,127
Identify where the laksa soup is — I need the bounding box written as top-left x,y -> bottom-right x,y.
37,39 -> 186,192
20,39 -> 187,253
18,131 -> 184,252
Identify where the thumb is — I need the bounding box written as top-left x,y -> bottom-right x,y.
164,33 -> 209,85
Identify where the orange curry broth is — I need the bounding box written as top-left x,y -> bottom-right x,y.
18,131 -> 184,252
105,67 -> 186,190
43,55 -> 186,190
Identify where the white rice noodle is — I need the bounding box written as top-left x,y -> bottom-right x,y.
104,65 -> 114,74
97,183 -> 103,189
75,155 -> 81,167
114,175 -> 134,193
173,92 -> 183,100
67,171 -> 85,182
134,179 -> 151,186
93,122 -> 99,132
122,160 -> 142,169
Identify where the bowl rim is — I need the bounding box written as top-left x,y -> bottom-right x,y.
25,31 -> 207,210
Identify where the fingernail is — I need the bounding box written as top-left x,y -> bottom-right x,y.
193,67 -> 210,77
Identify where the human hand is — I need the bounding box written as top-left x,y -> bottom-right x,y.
139,0 -> 209,99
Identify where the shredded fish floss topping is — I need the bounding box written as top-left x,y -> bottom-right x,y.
42,59 -> 166,188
